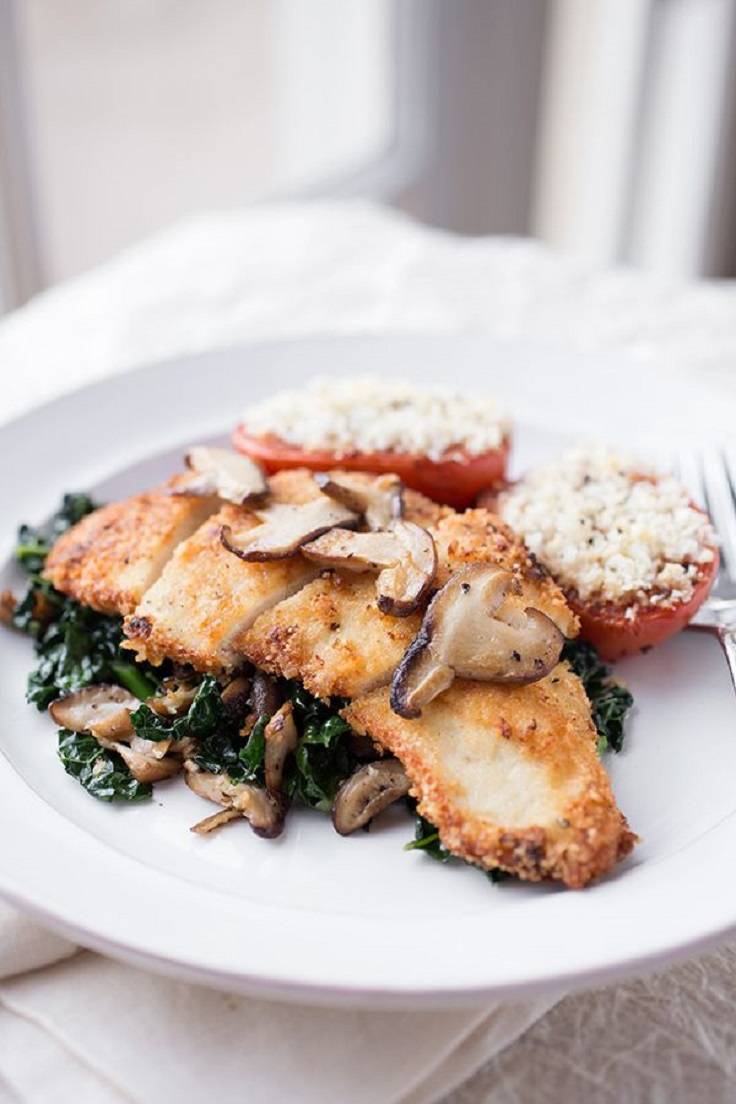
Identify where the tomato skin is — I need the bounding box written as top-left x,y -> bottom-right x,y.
566,548 -> 719,662
232,426 -> 510,510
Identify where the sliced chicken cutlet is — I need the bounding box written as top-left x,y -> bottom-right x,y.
238,487 -> 449,698
241,574 -> 422,699
240,505 -> 578,700
43,477 -> 220,615
123,470 -> 325,674
431,510 -> 578,636
343,665 -> 636,888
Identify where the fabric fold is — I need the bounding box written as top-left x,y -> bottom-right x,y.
0,950 -> 558,1104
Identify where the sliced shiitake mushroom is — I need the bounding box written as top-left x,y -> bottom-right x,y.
220,674 -> 252,722
147,677 -> 199,718
332,758 -> 411,835
179,446 -> 268,504
128,733 -> 172,760
184,763 -> 286,838
263,702 -> 299,792
221,497 -> 359,562
111,742 -> 180,783
249,671 -> 282,721
390,564 -> 565,718
191,808 -> 242,834
314,472 -> 403,530
302,520 -> 436,617
49,685 -> 139,741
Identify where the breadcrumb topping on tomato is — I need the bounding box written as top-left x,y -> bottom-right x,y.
499,448 -> 718,609
241,377 -> 510,461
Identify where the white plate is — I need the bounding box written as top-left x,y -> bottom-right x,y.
1,334 -> 735,1009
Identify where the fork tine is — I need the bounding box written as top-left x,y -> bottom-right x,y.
673,449 -> 706,508
702,450 -> 736,585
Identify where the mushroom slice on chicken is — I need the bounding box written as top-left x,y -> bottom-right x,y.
332,759 -> 411,835
391,564 -> 565,718
49,685 -> 139,741
184,764 -> 286,837
221,498 -> 359,562
179,447 -> 268,505
314,472 -> 403,531
302,520 -> 436,617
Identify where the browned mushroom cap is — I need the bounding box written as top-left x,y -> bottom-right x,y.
314,472 -> 403,530
249,671 -> 283,721
302,520 -> 436,617
332,758 -> 411,835
390,564 -> 565,718
49,685 -> 139,741
111,742 -> 181,783
179,446 -> 268,504
263,702 -> 299,792
220,674 -> 252,722
221,498 -> 359,561
184,764 -> 286,838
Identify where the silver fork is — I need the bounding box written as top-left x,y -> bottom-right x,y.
673,449 -> 736,689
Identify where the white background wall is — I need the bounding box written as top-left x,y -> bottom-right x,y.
4,0 -> 736,302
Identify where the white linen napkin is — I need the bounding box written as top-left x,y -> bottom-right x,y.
0,904 -> 558,1104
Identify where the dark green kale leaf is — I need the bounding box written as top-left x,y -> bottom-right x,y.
132,674 -> 265,785
18,589 -> 158,710
11,495 -> 160,709
562,639 -> 633,755
285,683 -> 357,812
404,811 -> 453,862
57,728 -> 152,802
235,716 -> 268,783
131,674 -> 230,743
26,600 -> 127,710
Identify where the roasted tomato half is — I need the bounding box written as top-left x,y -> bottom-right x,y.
565,548 -> 719,661
232,427 -> 511,511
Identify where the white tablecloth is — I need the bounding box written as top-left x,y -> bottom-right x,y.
2,200 -> 736,1102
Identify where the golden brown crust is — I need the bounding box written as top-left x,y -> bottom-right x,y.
43,477 -> 220,615
342,665 -> 636,889
241,573 -> 422,698
432,510 -> 579,638
122,503 -> 320,673
237,483 -> 444,697
240,505 -> 578,700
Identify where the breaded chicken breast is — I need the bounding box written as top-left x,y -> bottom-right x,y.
43,477 -> 220,615
431,510 -> 578,636
240,505 -> 578,700
122,470 -> 326,673
241,573 -> 422,699
239,486 -> 447,698
343,665 -> 636,888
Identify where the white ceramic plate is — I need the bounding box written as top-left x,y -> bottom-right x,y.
1,335 -> 735,1009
